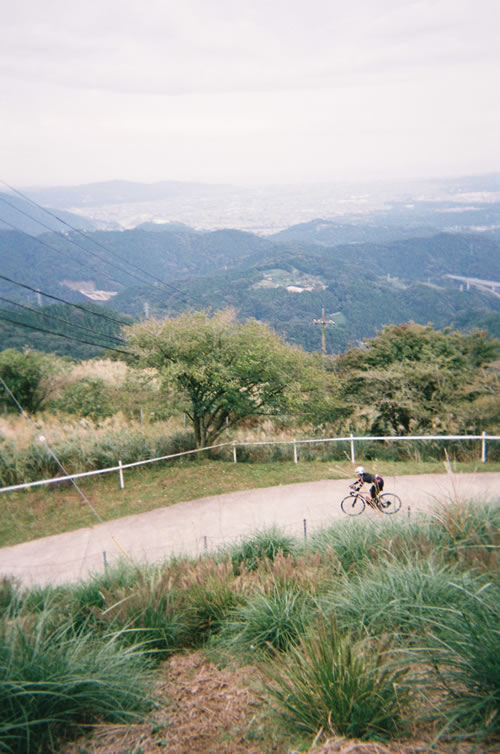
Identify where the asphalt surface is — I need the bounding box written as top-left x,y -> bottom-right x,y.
1,471 -> 499,587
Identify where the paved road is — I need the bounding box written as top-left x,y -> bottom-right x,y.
1,472 -> 499,587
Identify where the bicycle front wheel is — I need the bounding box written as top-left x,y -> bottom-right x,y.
341,494 -> 365,516
378,493 -> 402,514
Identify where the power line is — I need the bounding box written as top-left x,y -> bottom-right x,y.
0,213 -> 128,293
0,295 -> 127,346
0,181 -> 205,309
0,376 -> 104,523
0,192 -> 163,293
0,312 -> 132,356
0,272 -> 130,328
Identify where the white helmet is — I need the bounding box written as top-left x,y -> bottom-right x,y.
355,466 -> 365,475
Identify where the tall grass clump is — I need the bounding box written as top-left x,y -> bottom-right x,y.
265,615 -> 409,741
307,518 -> 393,574
324,558 -> 490,639
0,415 -> 195,486
94,565 -> 190,656
411,585 -> 500,741
0,608 -> 153,754
215,582 -> 315,656
428,500 -> 500,571
228,527 -> 299,573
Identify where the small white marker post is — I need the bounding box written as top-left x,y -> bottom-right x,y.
118,460 -> 124,490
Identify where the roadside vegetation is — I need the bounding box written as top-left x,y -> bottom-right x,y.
0,501 -> 498,752
0,315 -> 499,750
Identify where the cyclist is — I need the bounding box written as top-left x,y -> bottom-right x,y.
350,466 -> 384,506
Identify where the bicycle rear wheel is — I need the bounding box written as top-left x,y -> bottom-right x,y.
341,494 -> 365,516
377,493 -> 402,514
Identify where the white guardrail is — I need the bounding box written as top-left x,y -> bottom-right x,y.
0,432 -> 499,495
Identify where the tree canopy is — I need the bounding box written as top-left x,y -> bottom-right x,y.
335,323 -> 500,435
0,349 -> 61,414
124,309 -> 321,447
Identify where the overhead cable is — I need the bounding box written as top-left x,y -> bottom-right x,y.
0,376 -> 104,523
0,312 -> 132,356
0,272 -> 129,328
0,295 -> 126,346
0,180 -> 205,308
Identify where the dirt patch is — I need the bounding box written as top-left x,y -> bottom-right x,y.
63,651 -> 273,753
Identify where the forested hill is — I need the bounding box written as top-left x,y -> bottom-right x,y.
1,223 -> 500,356
109,234 -> 500,352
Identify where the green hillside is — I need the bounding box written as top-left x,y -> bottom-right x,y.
2,224 -> 500,355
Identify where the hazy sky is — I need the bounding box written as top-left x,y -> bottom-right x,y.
1,0 -> 499,187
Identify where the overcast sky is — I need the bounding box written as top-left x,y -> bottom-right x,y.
1,0 -> 499,188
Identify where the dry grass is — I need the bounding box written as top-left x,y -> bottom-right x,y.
0,412 -> 184,450
68,359 -> 129,386
62,651 -> 282,754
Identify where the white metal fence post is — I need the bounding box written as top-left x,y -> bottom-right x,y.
232,442 -> 237,463
118,460 -> 124,489
481,431 -> 487,463
293,440 -> 298,464
350,434 -> 356,464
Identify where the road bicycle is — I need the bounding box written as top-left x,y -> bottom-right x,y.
340,487 -> 402,516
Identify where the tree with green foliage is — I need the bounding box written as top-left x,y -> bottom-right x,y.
56,377 -> 115,422
335,323 -> 500,435
0,349 -> 62,414
124,309 -> 321,447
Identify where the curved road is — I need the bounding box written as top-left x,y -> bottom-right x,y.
1,472 -> 499,587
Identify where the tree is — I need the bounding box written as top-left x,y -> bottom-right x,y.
124,309 -> 319,447
0,349 -> 61,414
56,377 -> 115,422
335,323 -> 500,435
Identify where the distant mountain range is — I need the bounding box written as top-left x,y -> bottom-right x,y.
1,214 -> 500,356
0,172 -> 499,356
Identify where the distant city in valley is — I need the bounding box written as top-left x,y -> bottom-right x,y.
17,172 -> 500,235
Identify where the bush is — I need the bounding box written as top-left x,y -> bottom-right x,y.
55,377 -> 115,422
307,517 -> 392,574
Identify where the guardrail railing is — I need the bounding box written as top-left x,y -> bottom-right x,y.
0,432 -> 498,495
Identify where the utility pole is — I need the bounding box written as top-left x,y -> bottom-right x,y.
313,308 -> 335,354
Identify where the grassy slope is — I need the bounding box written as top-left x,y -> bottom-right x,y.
2,459 -> 500,547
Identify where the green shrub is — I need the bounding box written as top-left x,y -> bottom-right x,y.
429,501 -> 500,570
265,615 -> 409,741
55,377 -> 115,422
178,558 -> 244,645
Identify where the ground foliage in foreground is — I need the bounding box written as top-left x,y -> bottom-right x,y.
0,500 -> 498,752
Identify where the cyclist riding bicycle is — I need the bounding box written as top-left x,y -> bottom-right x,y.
350,466 -> 384,506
